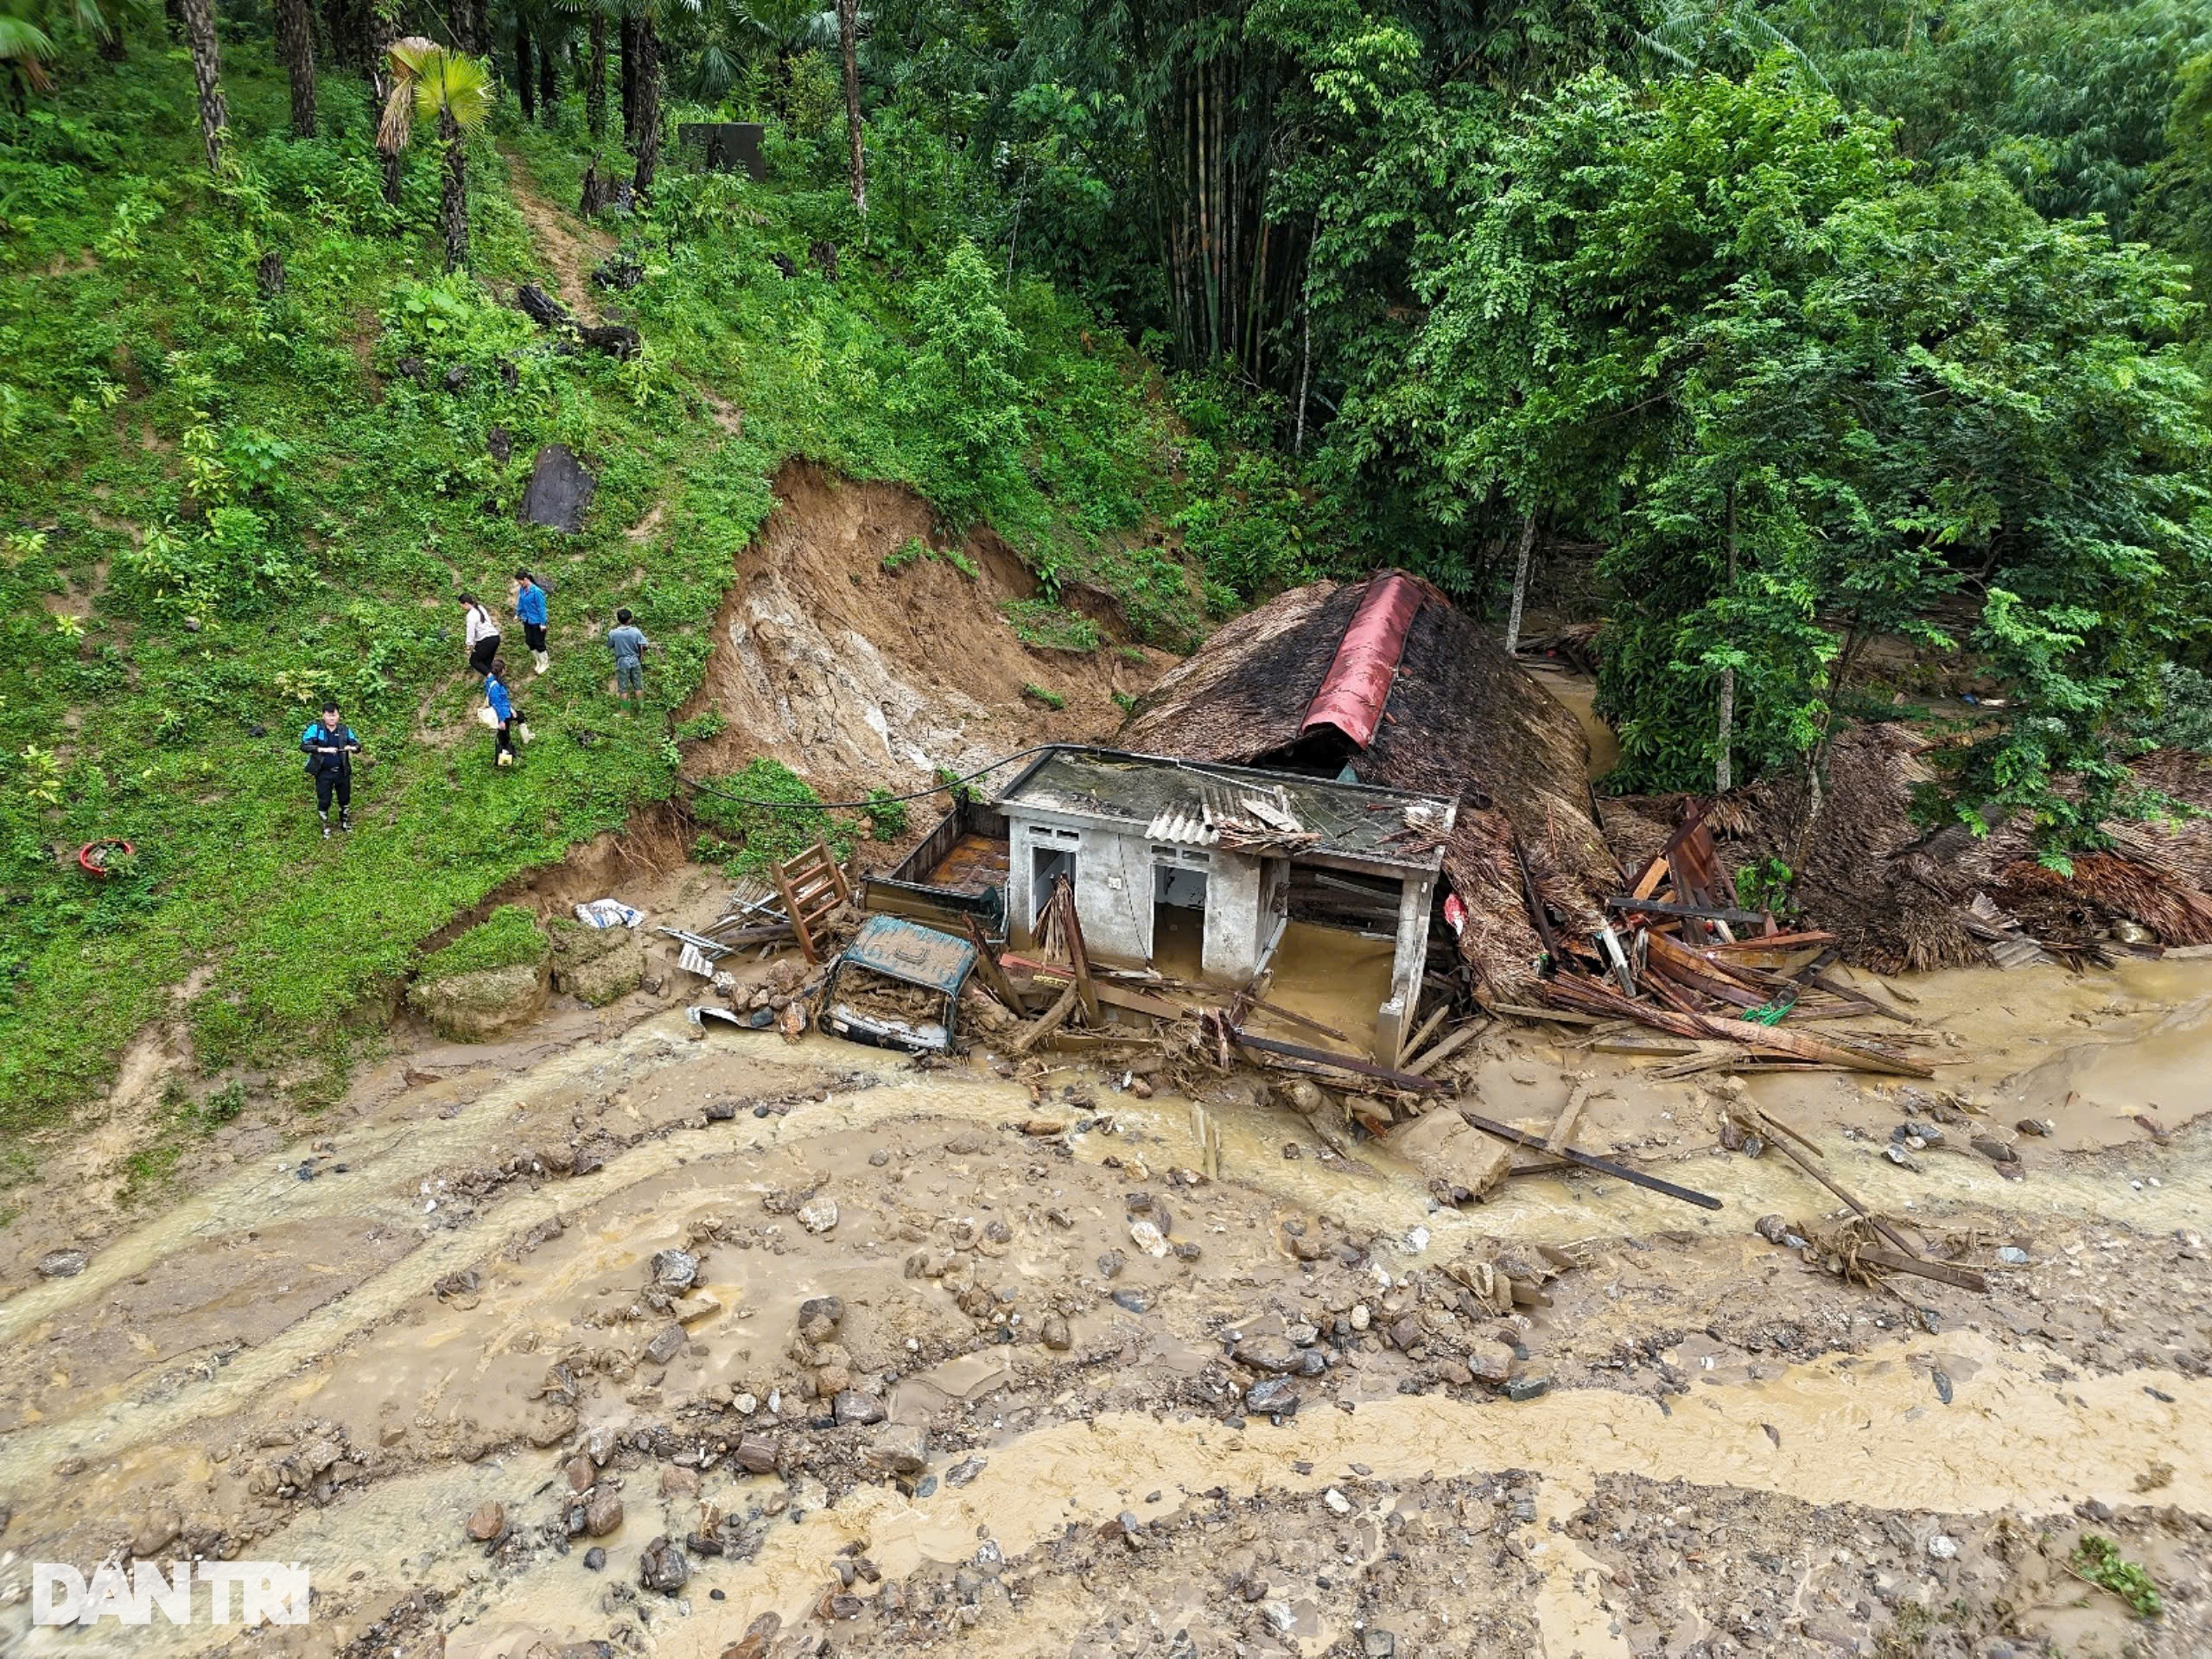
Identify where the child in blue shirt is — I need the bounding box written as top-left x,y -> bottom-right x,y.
486,658 -> 520,767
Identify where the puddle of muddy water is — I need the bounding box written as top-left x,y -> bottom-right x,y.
1526,664 -> 1619,781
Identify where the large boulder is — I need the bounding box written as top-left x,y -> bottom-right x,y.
550,919 -> 645,1007
518,443 -> 596,533
1387,1108 -> 1512,1205
408,960 -> 550,1041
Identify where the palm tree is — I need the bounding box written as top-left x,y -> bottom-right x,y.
364,0 -> 402,205
176,0 -> 228,171
624,0 -> 696,199
381,38 -> 493,270
274,0 -> 317,135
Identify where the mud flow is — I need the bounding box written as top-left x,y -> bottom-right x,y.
1,919 -> 2208,1659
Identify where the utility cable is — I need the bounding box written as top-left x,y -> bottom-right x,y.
679,742 -> 1065,811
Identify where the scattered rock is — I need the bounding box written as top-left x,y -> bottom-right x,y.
1323,1488 -> 1351,1516
798,1295 -> 844,1344
1996,1246 -> 2031,1265
466,1501 -> 505,1542
1244,1376 -> 1299,1416
866,1424 -> 928,1477
638,1535 -> 689,1593
832,1390 -> 887,1427
131,1512 -> 181,1558
2016,1117 -> 2053,1137
1097,1249 -> 1127,1280
583,1546 -> 607,1570
798,1198 -> 840,1234
1111,1288 -> 1153,1314
1129,1218 -> 1169,1257
585,1491 -> 624,1536
407,959 -> 550,1043
1970,1135 -> 2018,1165
650,1249 -> 699,1291
1232,1335 -> 1301,1375
734,1433 -> 779,1475
1040,1314 -> 1072,1351
1503,1376 -> 1552,1402
1927,1534 -> 1959,1560
644,1324 -> 687,1366
37,1249 -> 87,1279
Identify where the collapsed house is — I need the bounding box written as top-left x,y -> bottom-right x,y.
1118,571 -> 1620,1001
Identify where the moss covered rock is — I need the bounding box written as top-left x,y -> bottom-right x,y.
550,918 -> 645,1007
408,960 -> 550,1040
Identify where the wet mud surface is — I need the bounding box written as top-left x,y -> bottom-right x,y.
1,946 -> 2209,1658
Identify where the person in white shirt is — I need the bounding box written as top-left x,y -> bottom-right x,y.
460,594 -> 501,678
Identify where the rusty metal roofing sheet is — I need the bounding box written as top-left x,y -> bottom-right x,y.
1300,572 -> 1424,749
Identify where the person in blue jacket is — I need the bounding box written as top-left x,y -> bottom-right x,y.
514,569 -> 550,676
485,657 -> 521,767
300,702 -> 362,837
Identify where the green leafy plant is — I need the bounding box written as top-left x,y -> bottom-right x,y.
674,710 -> 728,742
1022,682 -> 1067,710
2068,1535 -> 2163,1618
1001,599 -> 1101,652
862,787 -> 910,839
1735,857 -> 1796,917
690,759 -> 854,876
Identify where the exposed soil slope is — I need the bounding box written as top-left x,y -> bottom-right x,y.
680,461 -> 1166,800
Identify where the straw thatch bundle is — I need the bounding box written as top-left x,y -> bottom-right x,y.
1120,576 -> 1618,995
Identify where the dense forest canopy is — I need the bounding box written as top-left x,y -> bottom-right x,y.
4,0 -> 2212,1115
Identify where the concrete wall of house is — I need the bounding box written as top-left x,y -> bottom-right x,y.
1004,809 -> 1268,981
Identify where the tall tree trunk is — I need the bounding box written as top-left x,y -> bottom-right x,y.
275,0 -> 318,137
98,20 -> 126,58
514,28 -> 536,121
1715,484 -> 1738,795
1503,512 -> 1536,655
836,0 -> 865,214
177,0 -> 228,174
586,9 -> 607,138
321,0 -> 353,71
164,0 -> 181,40
619,12 -> 638,144
537,25 -> 557,124
365,0 -> 401,207
629,16 -> 659,197
449,0 -> 476,53
440,106 -> 469,270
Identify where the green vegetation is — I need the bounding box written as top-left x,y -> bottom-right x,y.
416,903 -> 548,980
1021,683 -> 1067,711
883,536 -> 976,580
861,787 -> 909,841
2069,1534 -> 2164,1618
1001,600 -> 1101,654
690,757 -> 851,875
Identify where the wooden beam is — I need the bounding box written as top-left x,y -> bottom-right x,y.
1605,895 -> 1770,927
1399,1018 -> 1485,1078
1012,979 -> 1079,1056
962,915 -> 1029,1016
1452,1103 -> 1722,1211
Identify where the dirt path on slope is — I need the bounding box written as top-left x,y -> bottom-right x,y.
0,950 -> 2207,1658
500,147 -> 612,321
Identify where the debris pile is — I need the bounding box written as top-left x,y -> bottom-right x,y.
1530,803 -> 1937,1081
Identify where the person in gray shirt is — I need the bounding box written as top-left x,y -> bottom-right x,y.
607,607 -> 652,711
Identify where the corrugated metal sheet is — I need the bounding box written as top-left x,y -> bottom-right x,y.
1300,572 -> 1424,749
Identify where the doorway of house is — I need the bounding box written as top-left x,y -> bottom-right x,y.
1151,861 -> 1209,980
1032,844 -> 1075,928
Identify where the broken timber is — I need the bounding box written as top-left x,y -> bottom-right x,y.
1222,1027 -> 1723,1211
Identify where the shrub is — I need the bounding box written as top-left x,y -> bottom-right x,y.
1001,599 -> 1100,652
690,758 -> 855,875
863,788 -> 911,839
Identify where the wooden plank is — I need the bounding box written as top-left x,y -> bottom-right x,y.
1605,895 -> 1770,927
1489,1002 -> 1605,1026
1401,997 -> 1451,1062
1244,995 -> 1351,1045
1012,979 -> 1079,1055
1453,1104 -> 1722,1211
1225,1027 -> 1449,1092
1543,976 -> 1933,1077
1399,1019 -> 1485,1078
962,915 -> 1029,1016
1545,1078 -> 1592,1154
1056,880 -> 1100,1028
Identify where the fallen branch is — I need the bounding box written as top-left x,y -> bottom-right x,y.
1452,1103 -> 1722,1211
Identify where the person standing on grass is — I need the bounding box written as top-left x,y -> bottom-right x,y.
486,656 -> 521,767
514,569 -> 550,676
461,593 -> 501,678
607,607 -> 651,712
301,701 -> 362,837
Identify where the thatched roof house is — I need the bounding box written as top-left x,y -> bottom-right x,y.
1119,573 -> 1619,996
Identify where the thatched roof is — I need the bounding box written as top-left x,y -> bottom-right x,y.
1604,726 -> 2212,972
1121,575 -> 1619,996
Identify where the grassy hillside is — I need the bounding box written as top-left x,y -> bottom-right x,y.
0,46 -> 1202,1129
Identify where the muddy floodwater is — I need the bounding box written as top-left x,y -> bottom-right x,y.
1,921 -> 2209,1658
